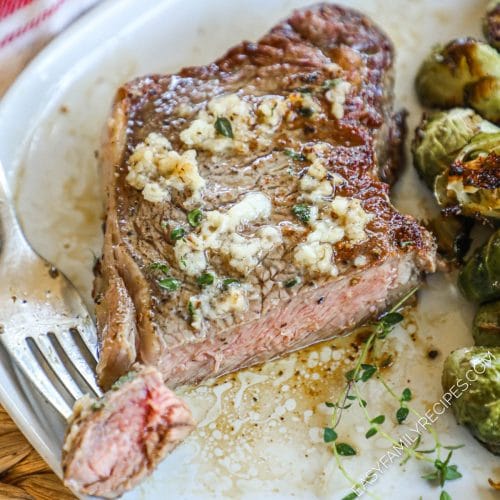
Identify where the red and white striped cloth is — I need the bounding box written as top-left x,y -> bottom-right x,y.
0,0 -> 100,96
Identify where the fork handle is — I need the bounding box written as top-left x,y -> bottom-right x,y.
0,161 -> 28,260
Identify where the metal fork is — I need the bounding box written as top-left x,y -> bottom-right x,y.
0,164 -> 102,420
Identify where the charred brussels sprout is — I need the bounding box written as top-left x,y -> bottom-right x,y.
412,108 -> 487,188
483,0 -> 500,51
466,76 -> 500,124
458,229 -> 500,303
413,109 -> 500,219
473,300 -> 500,347
442,347 -> 500,454
415,38 -> 500,118
435,132 -> 500,219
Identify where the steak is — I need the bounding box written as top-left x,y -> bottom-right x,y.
62,365 -> 194,498
95,3 -> 436,390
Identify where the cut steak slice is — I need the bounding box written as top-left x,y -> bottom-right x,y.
62,365 -> 194,498
94,3 -> 436,389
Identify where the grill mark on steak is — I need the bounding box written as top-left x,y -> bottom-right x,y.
95,3 -> 436,389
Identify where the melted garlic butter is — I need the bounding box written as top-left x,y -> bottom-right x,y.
126,132 -> 205,205
124,87 -> 376,330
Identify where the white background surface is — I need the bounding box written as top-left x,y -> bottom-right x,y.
0,0 -> 497,498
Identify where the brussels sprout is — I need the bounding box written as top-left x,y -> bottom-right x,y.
435,132 -> 500,219
427,215 -> 472,261
466,76 -> 500,124
442,347 -> 500,454
473,300 -> 500,347
412,108 -> 487,188
415,38 -> 500,109
483,0 -> 500,51
458,229 -> 500,303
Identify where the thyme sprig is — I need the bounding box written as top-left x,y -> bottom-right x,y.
323,287 -> 463,499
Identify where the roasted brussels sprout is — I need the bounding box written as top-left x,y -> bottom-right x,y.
412,108 -> 489,189
434,132 -> 500,219
415,38 -> 500,116
458,229 -> 500,303
466,76 -> 500,123
442,347 -> 500,454
483,0 -> 500,51
413,108 -> 500,218
427,215 -> 472,261
473,300 -> 500,346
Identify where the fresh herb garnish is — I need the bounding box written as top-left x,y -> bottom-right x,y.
322,78 -> 342,89
111,371 -> 136,390
284,149 -> 307,161
292,204 -> 311,223
187,208 -> 203,227
170,227 -> 186,241
197,272 -> 214,287
222,278 -> 239,289
323,427 -> 338,443
323,287 -> 464,498
336,443 -> 357,456
91,401 -> 104,411
284,277 -> 300,288
399,240 -> 414,248
158,277 -> 181,292
148,262 -> 169,275
215,117 -> 233,138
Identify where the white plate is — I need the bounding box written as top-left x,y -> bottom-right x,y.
0,0 -> 497,498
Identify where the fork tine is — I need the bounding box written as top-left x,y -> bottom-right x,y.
32,336 -> 85,401
71,323 -> 99,362
52,330 -> 102,397
2,341 -> 73,419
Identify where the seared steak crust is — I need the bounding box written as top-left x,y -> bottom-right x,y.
95,4 -> 436,389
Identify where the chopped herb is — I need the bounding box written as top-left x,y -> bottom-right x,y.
365,428 -> 377,439
111,371 -> 136,390
170,227 -> 186,241
158,278 -> 181,292
359,399 -> 367,408
292,204 -> 311,223
323,427 -> 338,443
284,149 -> 306,161
336,443 -> 356,456
187,208 -> 203,227
284,277 -> 300,288
91,401 -> 104,411
215,116 -> 233,138
325,402 -> 335,408
396,406 -> 410,424
197,273 -> 214,287
399,240 -> 414,248
148,262 -> 169,275
188,300 -> 195,317
298,107 -> 314,118
323,78 -> 342,89
440,492 -> 452,500
222,278 -> 239,289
